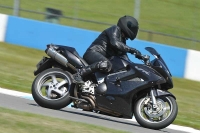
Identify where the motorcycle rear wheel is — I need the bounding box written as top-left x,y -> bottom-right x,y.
32,68 -> 74,109
134,95 -> 178,130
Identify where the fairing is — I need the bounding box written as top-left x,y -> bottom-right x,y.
145,47 -> 172,76
95,56 -> 166,118
145,47 -> 173,89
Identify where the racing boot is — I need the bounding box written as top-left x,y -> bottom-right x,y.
73,66 -> 93,84
73,61 -> 112,84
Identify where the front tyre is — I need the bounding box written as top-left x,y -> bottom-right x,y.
32,68 -> 74,109
134,96 -> 178,130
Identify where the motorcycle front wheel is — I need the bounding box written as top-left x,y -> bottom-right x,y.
32,68 -> 74,109
134,95 -> 178,130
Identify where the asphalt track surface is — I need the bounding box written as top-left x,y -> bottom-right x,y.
0,91 -> 199,133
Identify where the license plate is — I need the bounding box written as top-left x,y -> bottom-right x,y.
36,57 -> 48,69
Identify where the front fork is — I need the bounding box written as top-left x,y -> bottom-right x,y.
150,88 -> 158,109
144,87 -> 176,111
144,88 -> 158,109
149,87 -> 176,108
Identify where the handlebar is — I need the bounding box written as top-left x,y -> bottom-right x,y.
134,53 -> 150,65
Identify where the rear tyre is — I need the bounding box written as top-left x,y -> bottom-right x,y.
134,96 -> 178,130
32,68 -> 74,109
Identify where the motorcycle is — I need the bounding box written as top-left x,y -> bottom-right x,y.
32,44 -> 178,130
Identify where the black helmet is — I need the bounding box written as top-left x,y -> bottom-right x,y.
117,15 -> 139,40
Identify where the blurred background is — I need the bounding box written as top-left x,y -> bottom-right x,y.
0,0 -> 200,51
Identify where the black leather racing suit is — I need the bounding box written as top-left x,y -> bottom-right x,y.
83,25 -> 132,71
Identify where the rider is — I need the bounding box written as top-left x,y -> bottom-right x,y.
73,15 -> 142,83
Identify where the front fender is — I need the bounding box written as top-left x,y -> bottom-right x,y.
154,89 -> 176,100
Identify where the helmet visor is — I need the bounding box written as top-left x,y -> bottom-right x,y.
127,21 -> 138,34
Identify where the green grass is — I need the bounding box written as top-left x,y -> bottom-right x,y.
0,107 -> 127,133
0,42 -> 46,93
0,42 -> 199,130
170,78 -> 200,129
0,0 -> 200,50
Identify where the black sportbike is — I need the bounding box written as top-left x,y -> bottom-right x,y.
32,44 -> 178,130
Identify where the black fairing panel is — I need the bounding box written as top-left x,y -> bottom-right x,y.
131,64 -> 166,84
146,47 -> 172,76
151,59 -> 173,89
96,62 -> 166,118
95,47 -> 172,118
96,79 -> 148,118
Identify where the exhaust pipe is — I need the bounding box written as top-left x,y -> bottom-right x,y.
77,102 -> 93,111
45,46 -> 68,67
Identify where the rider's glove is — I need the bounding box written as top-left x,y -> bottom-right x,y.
129,48 -> 141,55
129,48 -> 143,59
135,53 -> 143,59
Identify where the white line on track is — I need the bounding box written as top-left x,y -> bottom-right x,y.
0,87 -> 199,133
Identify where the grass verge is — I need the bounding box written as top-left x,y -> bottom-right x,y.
0,107 -> 127,133
0,42 -> 199,130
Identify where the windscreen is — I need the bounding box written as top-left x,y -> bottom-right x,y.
145,47 -> 172,76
